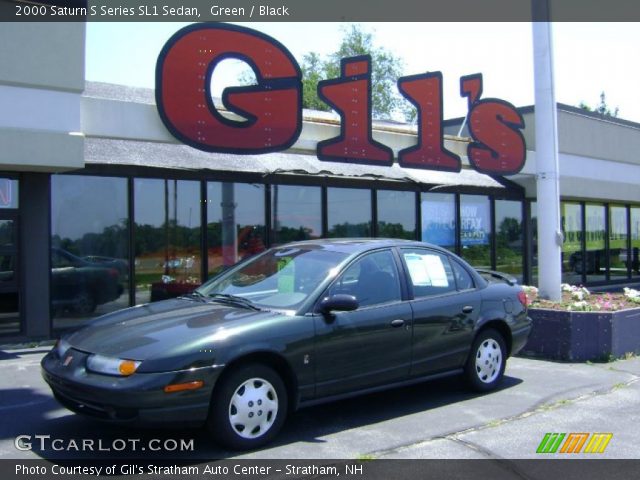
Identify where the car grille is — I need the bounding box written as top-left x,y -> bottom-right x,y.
53,390 -> 137,421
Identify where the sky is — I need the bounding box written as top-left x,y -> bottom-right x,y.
85,22 -> 640,123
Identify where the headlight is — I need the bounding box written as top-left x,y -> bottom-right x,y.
86,354 -> 141,376
55,338 -> 71,358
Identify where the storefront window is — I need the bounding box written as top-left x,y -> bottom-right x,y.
460,194 -> 491,269
51,175 -> 129,329
327,187 -> 372,238
631,207 -> 640,279
421,193 -> 456,251
135,179 -> 201,304
271,185 -> 321,245
0,178 -> 20,334
584,203 -> 606,283
207,182 -> 266,277
561,202 -> 583,285
609,205 -> 628,279
495,200 -> 524,282
377,190 -> 415,240
0,216 -> 19,336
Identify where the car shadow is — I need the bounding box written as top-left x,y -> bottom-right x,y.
272,374 -> 523,448
0,375 -> 522,460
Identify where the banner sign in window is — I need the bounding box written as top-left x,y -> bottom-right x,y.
461,202 -> 489,246
0,179 -> 17,209
422,196 -> 455,247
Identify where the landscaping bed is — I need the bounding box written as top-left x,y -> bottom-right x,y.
520,285 -> 640,361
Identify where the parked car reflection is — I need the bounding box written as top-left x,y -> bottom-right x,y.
51,248 -> 124,315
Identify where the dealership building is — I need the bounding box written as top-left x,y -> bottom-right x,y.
1,23 -> 640,341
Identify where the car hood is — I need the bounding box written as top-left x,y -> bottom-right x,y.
66,298 -> 281,361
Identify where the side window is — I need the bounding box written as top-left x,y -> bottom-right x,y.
401,249 -> 456,298
328,250 -> 401,308
450,258 -> 475,290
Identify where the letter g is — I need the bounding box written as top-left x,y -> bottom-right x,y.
15,435 -> 31,451
156,23 -> 302,155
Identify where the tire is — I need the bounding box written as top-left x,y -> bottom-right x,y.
464,328 -> 506,392
207,364 -> 287,450
72,291 -> 97,315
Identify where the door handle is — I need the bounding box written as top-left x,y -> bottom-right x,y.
462,306 -> 474,314
390,319 -> 405,328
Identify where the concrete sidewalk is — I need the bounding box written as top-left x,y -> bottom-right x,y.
0,347 -> 638,459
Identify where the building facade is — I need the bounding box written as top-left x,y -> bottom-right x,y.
1,23 -> 640,341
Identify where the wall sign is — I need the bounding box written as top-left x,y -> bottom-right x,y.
157,23 -> 526,176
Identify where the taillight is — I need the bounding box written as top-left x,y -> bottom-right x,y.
108,268 -> 119,278
517,290 -> 528,307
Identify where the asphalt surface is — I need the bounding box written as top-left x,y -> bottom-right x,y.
0,347 -> 639,460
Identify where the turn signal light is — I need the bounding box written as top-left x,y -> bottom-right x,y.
118,360 -> 139,376
164,380 -> 204,393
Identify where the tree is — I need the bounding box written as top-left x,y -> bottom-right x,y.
579,91 -> 619,118
300,25 -> 410,121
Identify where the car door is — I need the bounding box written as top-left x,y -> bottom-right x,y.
399,248 -> 480,376
313,249 -> 413,398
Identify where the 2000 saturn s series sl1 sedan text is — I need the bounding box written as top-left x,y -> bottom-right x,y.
42,239 -> 532,450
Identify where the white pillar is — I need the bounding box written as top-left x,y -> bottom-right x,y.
533,21 -> 562,300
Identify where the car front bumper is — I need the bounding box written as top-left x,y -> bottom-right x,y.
41,349 -> 222,427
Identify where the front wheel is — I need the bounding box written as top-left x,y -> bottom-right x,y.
207,364 -> 287,450
464,328 -> 506,392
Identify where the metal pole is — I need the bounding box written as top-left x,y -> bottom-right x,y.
532,19 -> 562,300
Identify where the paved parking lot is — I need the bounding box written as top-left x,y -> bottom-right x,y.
0,347 -> 639,460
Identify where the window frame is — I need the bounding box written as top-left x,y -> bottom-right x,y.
319,248 -> 406,311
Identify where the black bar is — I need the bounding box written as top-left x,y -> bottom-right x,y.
604,203 -> 610,282
321,185 -> 328,238
415,191 -> 421,241
200,179 -> 208,282
371,188 -> 378,238
490,196 -> 496,271
626,204 -> 632,279
127,176 -> 135,307
454,193 -> 461,257
580,201 -> 587,285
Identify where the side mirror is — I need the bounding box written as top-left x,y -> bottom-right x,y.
318,294 -> 359,315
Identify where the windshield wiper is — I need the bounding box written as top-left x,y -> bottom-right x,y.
207,293 -> 263,311
178,290 -> 207,302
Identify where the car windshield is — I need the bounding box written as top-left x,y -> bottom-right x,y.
196,247 -> 349,310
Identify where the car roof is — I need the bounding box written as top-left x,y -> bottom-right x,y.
273,238 -> 450,255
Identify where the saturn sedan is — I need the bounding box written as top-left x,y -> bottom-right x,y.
42,238 -> 532,450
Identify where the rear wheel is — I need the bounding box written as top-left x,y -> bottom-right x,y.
207,364 -> 287,450
72,290 -> 97,315
465,328 -> 506,392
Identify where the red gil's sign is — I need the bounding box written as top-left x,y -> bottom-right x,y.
156,23 -> 526,176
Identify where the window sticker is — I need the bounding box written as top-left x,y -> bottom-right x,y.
277,257 -> 295,293
404,252 -> 450,288
404,253 -> 431,286
422,254 -> 449,287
